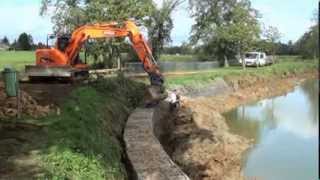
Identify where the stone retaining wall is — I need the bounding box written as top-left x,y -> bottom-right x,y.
124,101 -> 190,180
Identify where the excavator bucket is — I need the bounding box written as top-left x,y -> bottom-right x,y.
144,85 -> 168,107
25,65 -> 89,81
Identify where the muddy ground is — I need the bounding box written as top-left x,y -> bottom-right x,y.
166,71 -> 317,180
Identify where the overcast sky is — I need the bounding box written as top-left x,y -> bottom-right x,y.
0,0 -> 317,45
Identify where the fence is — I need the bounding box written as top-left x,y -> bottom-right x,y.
125,61 -> 220,73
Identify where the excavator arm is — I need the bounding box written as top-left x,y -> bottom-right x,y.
34,21 -> 163,86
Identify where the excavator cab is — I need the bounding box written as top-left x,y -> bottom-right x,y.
56,34 -> 82,65
25,33 -> 88,81
57,35 -> 71,52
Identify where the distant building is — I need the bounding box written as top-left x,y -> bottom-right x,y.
0,43 -> 9,51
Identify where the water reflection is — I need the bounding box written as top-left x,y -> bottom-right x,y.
224,79 -> 319,180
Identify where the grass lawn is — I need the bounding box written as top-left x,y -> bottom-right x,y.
0,51 -> 197,72
0,51 -> 35,71
165,57 -> 318,88
0,51 -> 95,71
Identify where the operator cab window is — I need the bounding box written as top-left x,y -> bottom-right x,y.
260,54 -> 264,58
57,35 -> 71,52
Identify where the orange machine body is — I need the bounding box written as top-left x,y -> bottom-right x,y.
34,21 -> 163,85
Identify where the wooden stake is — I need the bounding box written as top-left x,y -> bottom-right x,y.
16,81 -> 21,120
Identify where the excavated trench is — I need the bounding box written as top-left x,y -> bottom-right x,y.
157,71 -> 317,180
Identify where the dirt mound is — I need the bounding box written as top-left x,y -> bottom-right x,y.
168,100 -> 250,180
0,82 -> 51,119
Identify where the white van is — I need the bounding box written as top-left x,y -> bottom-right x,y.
239,52 -> 270,66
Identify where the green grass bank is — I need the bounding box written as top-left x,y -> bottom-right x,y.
39,76 -> 145,179
165,57 -> 318,89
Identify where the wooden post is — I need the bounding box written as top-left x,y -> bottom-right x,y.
224,55 -> 229,68
241,105 -> 245,121
117,57 -> 121,71
16,81 -> 21,120
241,54 -> 246,70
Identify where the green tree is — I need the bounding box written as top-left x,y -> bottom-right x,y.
263,26 -> 281,60
180,42 -> 194,54
295,25 -> 319,59
287,40 -> 294,55
10,39 -> 17,50
84,0 -> 154,24
41,0 -> 155,33
1,36 -> 9,45
189,0 -> 261,69
40,0 -> 155,68
254,40 -> 270,54
294,9 -> 319,60
40,0 -> 87,33
145,0 -> 182,60
83,0 -> 154,68
17,33 -> 33,50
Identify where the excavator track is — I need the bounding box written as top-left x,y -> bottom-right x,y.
25,65 -> 89,83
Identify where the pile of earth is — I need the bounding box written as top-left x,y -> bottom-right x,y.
167,100 -> 250,180
0,82 -> 51,119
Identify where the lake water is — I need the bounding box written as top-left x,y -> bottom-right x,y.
224,79 -> 319,180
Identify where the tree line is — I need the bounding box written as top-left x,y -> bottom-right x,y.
0,33 -> 42,51
1,0 -> 317,66
39,0 -> 182,68
163,37 -> 315,58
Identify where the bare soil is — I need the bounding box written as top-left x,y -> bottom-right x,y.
166,71 -> 317,180
21,83 -> 75,106
0,81 -> 76,179
0,81 -> 75,120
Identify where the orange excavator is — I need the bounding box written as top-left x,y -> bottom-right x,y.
25,20 -> 164,87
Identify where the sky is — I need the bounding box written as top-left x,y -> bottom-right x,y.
0,0 -> 318,45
